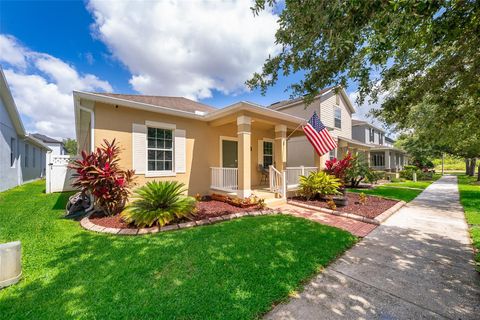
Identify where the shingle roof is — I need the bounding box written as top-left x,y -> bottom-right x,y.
32,133 -> 62,144
95,93 -> 217,114
268,86 -> 336,110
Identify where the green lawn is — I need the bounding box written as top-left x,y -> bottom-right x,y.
456,175 -> 480,271
0,181 -> 356,319
349,176 -> 440,202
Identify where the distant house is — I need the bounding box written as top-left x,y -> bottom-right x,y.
31,133 -> 66,155
351,119 -> 407,172
0,68 -> 51,192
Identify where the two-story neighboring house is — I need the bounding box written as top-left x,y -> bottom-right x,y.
351,119 -> 407,172
268,86 -> 371,168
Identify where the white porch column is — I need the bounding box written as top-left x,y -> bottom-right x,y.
384,150 -> 391,171
237,115 -> 251,198
274,124 -> 287,172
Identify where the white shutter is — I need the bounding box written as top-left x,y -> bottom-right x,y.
175,129 -> 186,173
258,140 -> 263,166
132,123 -> 146,174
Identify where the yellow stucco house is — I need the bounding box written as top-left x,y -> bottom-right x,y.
72,87 -> 378,201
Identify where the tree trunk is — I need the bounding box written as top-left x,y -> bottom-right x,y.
465,158 -> 470,175
470,158 -> 477,177
477,162 -> 480,181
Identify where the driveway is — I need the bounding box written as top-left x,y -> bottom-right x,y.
266,175 -> 480,319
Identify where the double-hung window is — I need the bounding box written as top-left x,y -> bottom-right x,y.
334,107 -> 342,129
379,133 -> 384,145
329,148 -> 336,161
263,141 -> 273,168
369,129 -> 375,143
147,127 -> 173,172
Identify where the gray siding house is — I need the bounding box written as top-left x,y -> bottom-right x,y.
351,119 -> 407,172
0,68 -> 51,192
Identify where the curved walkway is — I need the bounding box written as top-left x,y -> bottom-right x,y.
266,175 -> 480,319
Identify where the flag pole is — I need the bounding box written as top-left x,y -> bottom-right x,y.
286,120 -> 307,141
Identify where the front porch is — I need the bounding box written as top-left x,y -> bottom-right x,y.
206,111 -> 317,199
210,165 -> 318,199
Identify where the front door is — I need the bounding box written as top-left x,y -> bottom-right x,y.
222,140 -> 238,168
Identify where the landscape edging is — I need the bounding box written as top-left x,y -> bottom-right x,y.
287,199 -> 406,225
80,209 -> 281,236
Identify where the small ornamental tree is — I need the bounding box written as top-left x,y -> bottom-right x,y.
69,139 -> 135,215
324,152 -> 353,185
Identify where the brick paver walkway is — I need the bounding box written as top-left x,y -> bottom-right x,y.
274,204 -> 377,237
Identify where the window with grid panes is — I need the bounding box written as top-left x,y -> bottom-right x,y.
147,127 -> 173,172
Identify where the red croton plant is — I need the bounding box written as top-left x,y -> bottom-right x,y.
324,152 -> 353,185
69,139 -> 135,216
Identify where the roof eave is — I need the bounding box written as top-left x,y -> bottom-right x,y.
73,91 -> 206,120
0,69 -> 26,137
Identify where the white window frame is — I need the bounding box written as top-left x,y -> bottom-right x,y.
334,107 -> 342,129
145,123 -> 176,177
262,138 -> 274,168
329,148 -> 337,161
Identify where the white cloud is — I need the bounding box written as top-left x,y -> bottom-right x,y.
0,34 -> 27,68
87,0 -> 279,100
0,34 -> 112,139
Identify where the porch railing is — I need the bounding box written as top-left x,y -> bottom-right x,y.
269,165 -> 286,198
210,167 -> 238,192
285,166 -> 317,189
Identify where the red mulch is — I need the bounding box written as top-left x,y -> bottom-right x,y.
89,200 -> 261,229
291,193 -> 398,219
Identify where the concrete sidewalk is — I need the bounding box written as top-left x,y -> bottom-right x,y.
266,175 -> 480,319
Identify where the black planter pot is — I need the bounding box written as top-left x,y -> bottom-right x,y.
333,196 -> 348,207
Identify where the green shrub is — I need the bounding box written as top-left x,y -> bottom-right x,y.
299,171 -> 341,200
122,181 -> 197,227
365,170 -> 384,184
400,166 -> 434,181
345,154 -> 377,187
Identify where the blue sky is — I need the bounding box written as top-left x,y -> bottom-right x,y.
0,0 -> 371,138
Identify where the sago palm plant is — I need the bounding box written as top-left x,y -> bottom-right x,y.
122,181 -> 196,227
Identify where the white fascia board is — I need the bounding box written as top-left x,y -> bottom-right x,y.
205,101 -> 305,126
72,92 -> 306,128
73,91 -> 205,121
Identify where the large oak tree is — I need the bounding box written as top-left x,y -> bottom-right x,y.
248,0 -> 479,175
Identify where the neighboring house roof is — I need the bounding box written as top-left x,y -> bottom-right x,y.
0,68 -> 26,136
0,68 -> 50,151
26,134 -> 51,151
385,136 -> 395,143
94,93 -> 216,114
32,133 -> 62,144
73,91 -> 306,129
351,119 -> 386,133
268,86 -> 356,114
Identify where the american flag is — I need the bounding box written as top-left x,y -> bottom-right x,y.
303,111 -> 337,156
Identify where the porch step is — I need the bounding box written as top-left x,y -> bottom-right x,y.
264,197 -> 287,207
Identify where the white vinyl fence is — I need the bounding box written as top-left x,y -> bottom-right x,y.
45,154 -> 78,193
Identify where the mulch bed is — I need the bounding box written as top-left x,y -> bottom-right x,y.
89,200 -> 262,229
290,193 -> 398,219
